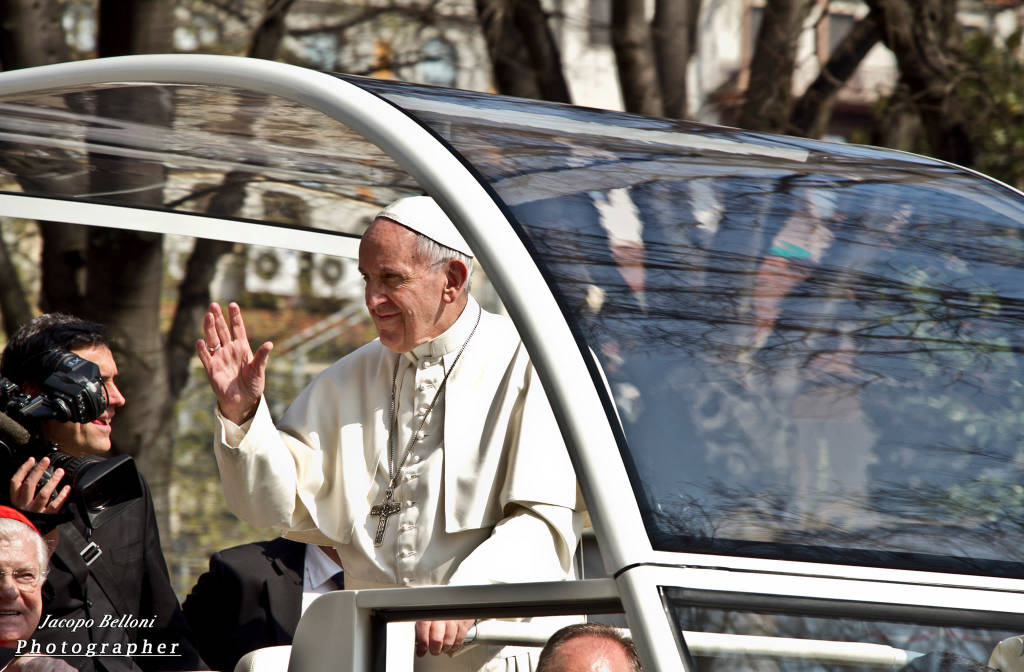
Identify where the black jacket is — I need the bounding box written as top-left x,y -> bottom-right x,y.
28,474 -> 205,672
183,538 -> 306,672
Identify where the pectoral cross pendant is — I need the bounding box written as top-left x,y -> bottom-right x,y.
370,489 -> 401,547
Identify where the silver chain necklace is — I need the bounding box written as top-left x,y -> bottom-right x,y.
369,305 -> 482,547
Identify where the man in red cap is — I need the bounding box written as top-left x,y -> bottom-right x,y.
0,506 -> 45,649
0,505 -> 73,672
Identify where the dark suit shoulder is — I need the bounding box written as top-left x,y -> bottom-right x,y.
213,538 -> 306,575
184,539 -> 305,672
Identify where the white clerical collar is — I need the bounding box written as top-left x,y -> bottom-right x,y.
304,544 -> 343,592
404,296 -> 480,365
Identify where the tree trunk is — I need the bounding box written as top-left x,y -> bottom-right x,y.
653,0 -> 699,120
738,0 -> 815,132
790,12 -> 879,138
0,231 -> 31,335
611,0 -> 665,117
476,0 -> 571,103
0,0 -> 70,70
38,222 -> 87,312
249,0 -> 298,60
513,0 -> 572,103
0,0 -> 78,336
872,78 -> 922,152
90,0 -> 176,525
864,0 -> 973,166
97,0 -> 174,57
85,88 -> 173,473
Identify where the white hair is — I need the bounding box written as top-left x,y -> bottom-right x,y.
0,518 -> 48,573
414,234 -> 475,294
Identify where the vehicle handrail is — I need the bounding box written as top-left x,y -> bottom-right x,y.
464,620 -> 925,669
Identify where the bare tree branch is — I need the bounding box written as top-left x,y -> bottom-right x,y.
287,7 -> 391,37
198,0 -> 255,25
287,2 -> 476,38
790,12 -> 879,138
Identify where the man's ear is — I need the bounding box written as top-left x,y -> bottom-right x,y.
442,260 -> 469,304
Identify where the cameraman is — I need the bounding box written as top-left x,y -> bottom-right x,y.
0,314 -> 204,672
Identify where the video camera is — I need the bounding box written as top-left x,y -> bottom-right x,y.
0,349 -> 141,529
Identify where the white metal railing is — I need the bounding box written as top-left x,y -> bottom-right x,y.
464,621 -> 925,669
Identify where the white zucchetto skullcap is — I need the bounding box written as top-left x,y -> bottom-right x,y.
375,195 -> 474,258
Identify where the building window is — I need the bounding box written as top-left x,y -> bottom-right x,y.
417,37 -> 457,87
296,33 -> 340,71
827,12 -> 856,58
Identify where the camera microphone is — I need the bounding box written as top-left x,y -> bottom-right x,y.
0,411 -> 29,447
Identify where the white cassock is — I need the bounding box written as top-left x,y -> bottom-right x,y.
214,297 -> 583,671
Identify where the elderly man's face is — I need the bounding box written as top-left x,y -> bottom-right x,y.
359,218 -> 451,353
0,537 -> 43,647
40,344 -> 126,458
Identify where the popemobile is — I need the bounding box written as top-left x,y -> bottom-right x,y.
1,55 -> 1024,672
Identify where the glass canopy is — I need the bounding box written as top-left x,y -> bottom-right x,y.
356,78 -> 1024,577
2,74 -> 1023,580
0,83 -> 420,233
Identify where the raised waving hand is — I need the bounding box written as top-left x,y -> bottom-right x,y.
196,302 -> 273,424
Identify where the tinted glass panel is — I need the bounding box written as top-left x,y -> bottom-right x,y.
359,77 -> 1024,575
0,83 -> 420,232
663,587 -> 1019,671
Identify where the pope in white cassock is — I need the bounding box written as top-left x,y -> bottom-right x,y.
197,196 -> 583,671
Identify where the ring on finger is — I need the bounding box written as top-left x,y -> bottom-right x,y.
208,344 -> 222,354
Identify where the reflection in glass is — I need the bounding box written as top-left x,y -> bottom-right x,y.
0,83 -> 421,234
363,77 -> 1024,576
663,588 -> 1018,671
